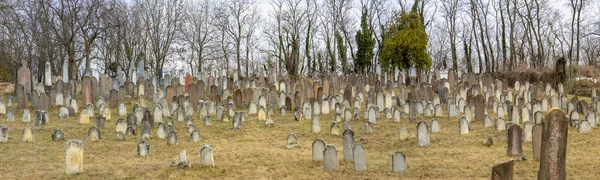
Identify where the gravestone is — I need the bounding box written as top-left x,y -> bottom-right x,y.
311,115 -> 320,133
190,129 -> 201,142
81,77 -> 94,106
323,145 -> 339,171
22,109 -> 31,122
286,133 -> 297,148
141,121 -> 151,139
96,117 -> 106,129
343,129 -> 355,161
578,120 -> 591,134
417,121 -> 430,147
138,140 -> 150,156
167,131 -> 178,145
474,95 -> 485,121
88,126 -> 101,141
312,139 -> 326,161
330,122 -> 340,135
523,122 -> 533,142
353,144 -> 366,171
0,125 -> 7,143
459,116 -> 469,135
491,160 -> 514,180
538,109 -> 568,179
507,124 -> 522,156
431,119 -> 440,133
532,124 -> 542,160
22,126 -> 34,142
495,118 -> 505,131
6,109 -> 14,122
392,151 -> 407,173
156,123 -> 166,139
51,129 -> 65,141
65,139 -> 84,175
200,145 -> 215,167
368,107 -> 377,124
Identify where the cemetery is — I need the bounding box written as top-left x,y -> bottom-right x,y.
1,0 -> 600,179
0,61 -> 599,179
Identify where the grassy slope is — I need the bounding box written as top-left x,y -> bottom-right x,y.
0,95 -> 598,180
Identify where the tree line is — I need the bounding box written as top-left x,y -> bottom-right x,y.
0,0 -> 598,83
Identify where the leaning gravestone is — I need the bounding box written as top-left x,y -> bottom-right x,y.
392,151 -> 406,173
491,160 -> 514,180
343,129 -> 355,161
417,121 -> 430,147
312,139 -> 326,161
323,145 -> 338,171
65,139 -> 84,175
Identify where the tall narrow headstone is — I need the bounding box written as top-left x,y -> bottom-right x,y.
343,129 -> 355,161
507,124 -> 523,156
538,109 -> 568,179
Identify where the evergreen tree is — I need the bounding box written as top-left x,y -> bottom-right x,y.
355,9 -> 375,74
378,9 -> 431,72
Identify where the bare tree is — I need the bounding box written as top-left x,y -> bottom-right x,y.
440,0 -> 459,71
182,0 -> 218,74
139,0 -> 184,75
224,0 -> 260,79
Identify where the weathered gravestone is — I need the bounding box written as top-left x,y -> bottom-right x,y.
417,121 -> 430,147
538,109 -> 568,180
353,144 -> 366,171
532,124 -> 542,160
200,144 -> 215,167
491,160 -> 514,180
0,125 -> 7,143
138,140 -> 150,156
507,124 -> 522,156
65,139 -> 84,175
88,126 -> 101,141
323,145 -> 338,171
312,139 -> 326,161
343,129 -> 355,161
459,116 -> 469,135
392,151 -> 406,173
286,133 -> 297,148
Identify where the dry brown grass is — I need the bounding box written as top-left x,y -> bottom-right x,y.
0,96 -> 599,180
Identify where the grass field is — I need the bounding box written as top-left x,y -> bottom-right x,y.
0,96 -> 598,180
